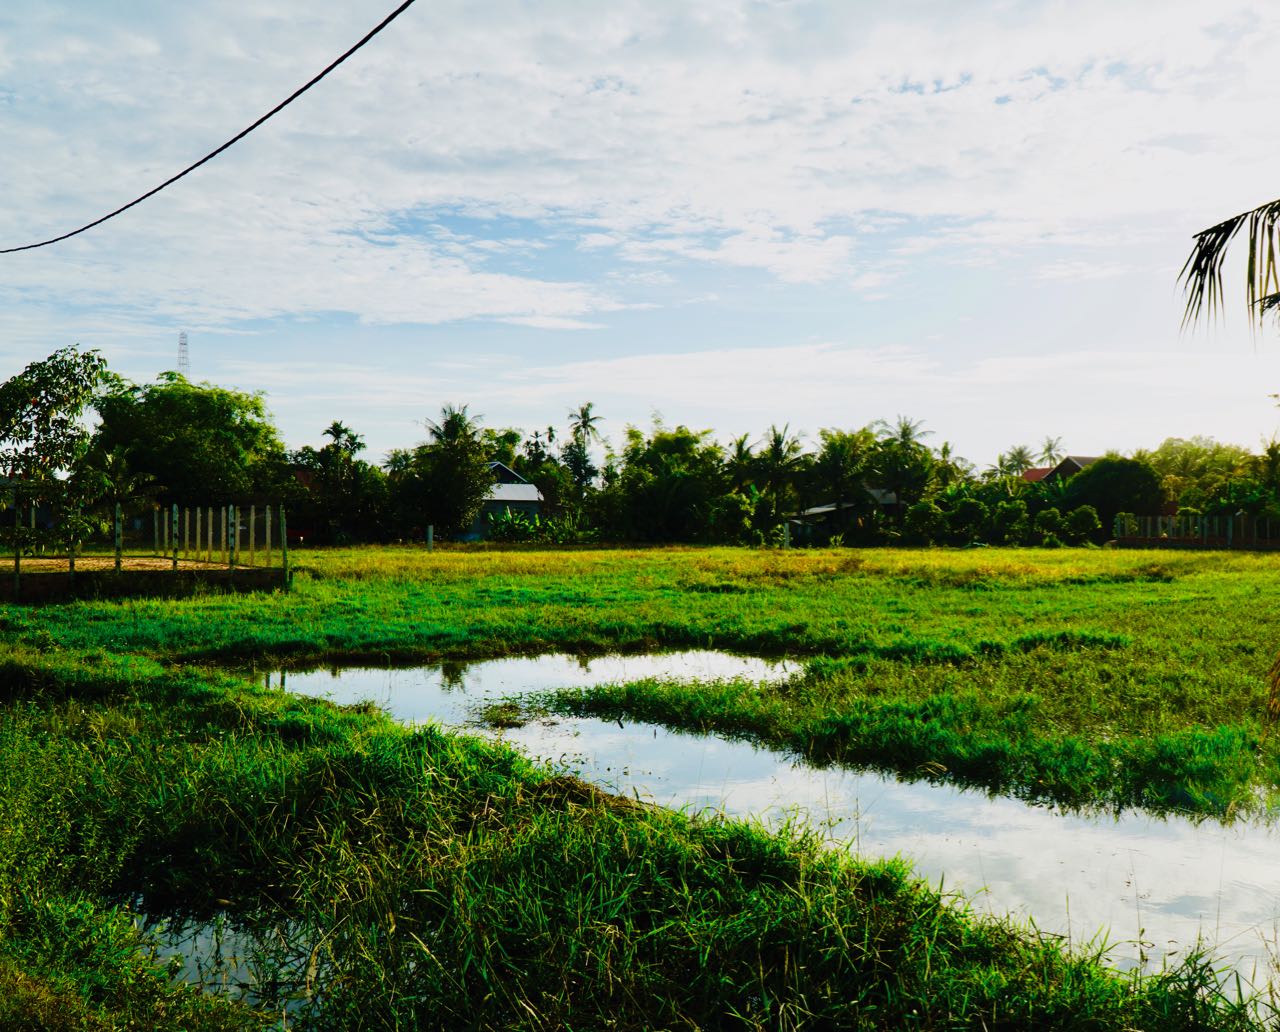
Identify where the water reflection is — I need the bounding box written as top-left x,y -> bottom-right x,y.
136,908 -> 315,1017
273,652 -> 1280,985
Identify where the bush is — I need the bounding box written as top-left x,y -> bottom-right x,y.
947,498 -> 989,544
1065,505 -> 1102,543
1032,506 -> 1064,544
992,499 -> 1030,545
904,501 -> 945,544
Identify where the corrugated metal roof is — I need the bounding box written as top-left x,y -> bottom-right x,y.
487,483 -> 542,503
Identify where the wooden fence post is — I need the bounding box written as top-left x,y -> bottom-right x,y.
265,505 -> 272,567
12,488 -> 19,600
171,504 -> 179,571
281,506 -> 290,591
195,507 -> 201,563
249,503 -> 256,567
153,509 -> 159,556
68,507 -> 76,583
207,506 -> 213,562
184,507 -> 190,558
114,502 -> 122,573
427,524 -> 433,552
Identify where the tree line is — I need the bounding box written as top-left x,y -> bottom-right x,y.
6,346 -> 1280,549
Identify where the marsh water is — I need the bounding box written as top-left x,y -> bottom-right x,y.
150,651 -> 1280,1004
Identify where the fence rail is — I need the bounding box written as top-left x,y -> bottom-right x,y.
1112,514 -> 1280,550
2,495 -> 290,600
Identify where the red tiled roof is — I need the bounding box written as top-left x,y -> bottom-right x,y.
1021,467 -> 1052,482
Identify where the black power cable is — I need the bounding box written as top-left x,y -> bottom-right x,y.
1,0 -> 420,254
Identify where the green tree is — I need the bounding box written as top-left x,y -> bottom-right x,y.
752,424 -> 808,531
1032,506 -> 1065,544
92,373 -> 290,504
1038,436 -> 1064,466
903,500 -> 945,544
0,345 -> 108,482
996,445 -> 1036,477
292,421 -> 389,544
1063,456 -> 1164,532
0,345 -> 109,552
869,417 -> 934,523
810,427 -> 877,539
390,405 -> 495,540
592,424 -> 742,542
1065,504 -> 1102,544
947,496 -> 989,544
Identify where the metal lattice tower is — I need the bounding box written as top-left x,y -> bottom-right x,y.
177,331 -> 190,375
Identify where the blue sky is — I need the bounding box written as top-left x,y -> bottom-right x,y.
3,0 -> 1280,466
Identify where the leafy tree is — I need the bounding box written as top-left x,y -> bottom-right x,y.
0,345 -> 108,483
92,373 -> 291,504
0,345 -> 109,552
1032,506 -> 1064,544
869,417 -> 934,522
752,424 -> 808,531
561,436 -> 599,496
810,428 -> 877,537
390,405 -> 495,540
1135,437 -> 1251,511
992,499 -> 1030,545
291,421 -> 388,543
903,500 -> 945,544
932,441 -> 974,491
483,427 -> 523,469
592,424 -> 742,542
946,496 -> 989,544
1062,456 -> 1164,532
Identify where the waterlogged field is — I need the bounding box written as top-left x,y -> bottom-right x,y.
1,545 -> 1279,1028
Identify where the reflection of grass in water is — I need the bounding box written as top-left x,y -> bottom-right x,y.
148,910 -> 314,1011
0,650 -> 1272,1029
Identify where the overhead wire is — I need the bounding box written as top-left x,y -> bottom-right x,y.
0,0 -> 420,254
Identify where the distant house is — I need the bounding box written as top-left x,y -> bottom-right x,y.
1021,467 -> 1052,483
787,487 -> 897,543
1042,456 -> 1102,482
465,462 -> 543,540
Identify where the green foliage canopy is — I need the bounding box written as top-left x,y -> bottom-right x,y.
92,373 -> 290,504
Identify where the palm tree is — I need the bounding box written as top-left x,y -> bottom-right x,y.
874,415 -> 933,448
323,420 -> 365,456
568,402 -> 604,446
999,445 -> 1036,476
727,433 -> 755,492
1038,436 -> 1063,467
426,404 -> 480,446
1182,198 -> 1280,326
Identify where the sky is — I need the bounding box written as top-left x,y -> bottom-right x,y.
2,0 -> 1280,468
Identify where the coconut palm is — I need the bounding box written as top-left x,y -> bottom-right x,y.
1182,198 -> 1280,326
568,402 -> 604,446
1038,436 -> 1063,466
999,445 -> 1036,476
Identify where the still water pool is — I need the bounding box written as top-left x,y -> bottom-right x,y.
160,650 -> 1279,1003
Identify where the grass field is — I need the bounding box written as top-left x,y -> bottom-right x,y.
1,545 -> 1277,1028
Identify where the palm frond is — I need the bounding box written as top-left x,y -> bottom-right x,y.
1181,198 -> 1280,327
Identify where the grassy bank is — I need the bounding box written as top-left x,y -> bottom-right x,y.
3,546 -> 1277,813
0,650 -> 1269,1029
3,546 -> 1280,1025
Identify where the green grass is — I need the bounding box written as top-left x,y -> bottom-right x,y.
2,545 -> 1280,1026
4,545 -> 1278,813
0,649 -> 1271,1029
